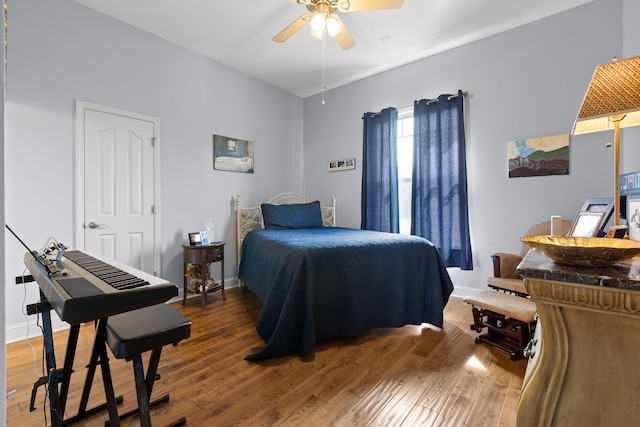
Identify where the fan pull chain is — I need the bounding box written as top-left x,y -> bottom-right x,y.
321,29 -> 326,105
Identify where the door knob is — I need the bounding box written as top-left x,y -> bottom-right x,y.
87,221 -> 106,229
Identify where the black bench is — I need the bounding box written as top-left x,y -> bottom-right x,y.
105,303 -> 191,426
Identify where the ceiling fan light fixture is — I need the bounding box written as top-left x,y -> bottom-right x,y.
310,12 -> 326,32
310,25 -> 324,40
326,15 -> 342,37
275,0 -> 403,48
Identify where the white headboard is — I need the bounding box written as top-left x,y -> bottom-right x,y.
235,192 -> 337,262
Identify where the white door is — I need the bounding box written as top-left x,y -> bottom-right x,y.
75,102 -> 160,275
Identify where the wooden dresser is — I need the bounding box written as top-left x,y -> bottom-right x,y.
516,250 -> 640,426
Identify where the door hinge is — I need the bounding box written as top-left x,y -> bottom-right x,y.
151,205 -> 156,214
151,137 -> 157,147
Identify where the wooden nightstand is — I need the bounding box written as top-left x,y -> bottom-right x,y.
182,242 -> 225,309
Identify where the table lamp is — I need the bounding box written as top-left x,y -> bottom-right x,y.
572,56 -> 640,226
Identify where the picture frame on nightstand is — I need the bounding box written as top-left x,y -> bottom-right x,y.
627,195 -> 640,241
188,232 -> 202,246
580,197 -> 614,236
569,211 -> 606,237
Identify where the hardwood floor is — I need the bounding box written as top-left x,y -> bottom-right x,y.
6,288 -> 527,426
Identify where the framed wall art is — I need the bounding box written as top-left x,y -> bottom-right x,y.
213,134 -> 254,173
508,133 -> 569,178
328,158 -> 355,172
620,171 -> 640,195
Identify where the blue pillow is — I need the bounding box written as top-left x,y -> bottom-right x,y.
261,201 -> 323,229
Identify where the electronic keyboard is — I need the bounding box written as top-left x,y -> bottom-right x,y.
25,250 -> 177,325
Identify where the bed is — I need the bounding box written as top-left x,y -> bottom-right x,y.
236,193 -> 454,360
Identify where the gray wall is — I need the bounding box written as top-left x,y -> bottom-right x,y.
4,0 -> 303,331
302,0 -> 631,295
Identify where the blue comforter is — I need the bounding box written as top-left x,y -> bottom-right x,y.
238,227 -> 454,360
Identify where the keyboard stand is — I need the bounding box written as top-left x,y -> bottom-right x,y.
28,293 -> 64,427
28,291 -> 124,426
22,247 -> 178,426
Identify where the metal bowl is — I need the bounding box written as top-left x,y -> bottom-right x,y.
521,235 -> 640,267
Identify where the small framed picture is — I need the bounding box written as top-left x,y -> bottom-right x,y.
569,211 -> 606,237
580,198 -> 614,235
627,195 -> 640,241
328,158 -> 356,172
188,232 -> 202,246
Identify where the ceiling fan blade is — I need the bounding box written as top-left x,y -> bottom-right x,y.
273,13 -> 313,43
331,15 -> 355,50
342,0 -> 404,12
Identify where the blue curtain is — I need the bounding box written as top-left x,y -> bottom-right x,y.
361,107 -> 399,232
411,91 -> 473,270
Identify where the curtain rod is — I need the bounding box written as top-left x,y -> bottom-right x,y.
362,91 -> 469,118
424,90 -> 468,104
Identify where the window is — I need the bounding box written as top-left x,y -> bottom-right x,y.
397,107 -> 413,235
363,93 -> 472,269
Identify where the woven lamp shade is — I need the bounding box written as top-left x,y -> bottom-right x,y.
573,56 -> 640,135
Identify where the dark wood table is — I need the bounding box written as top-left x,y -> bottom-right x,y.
182,243 -> 225,309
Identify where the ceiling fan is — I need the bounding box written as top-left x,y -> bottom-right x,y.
273,0 -> 404,50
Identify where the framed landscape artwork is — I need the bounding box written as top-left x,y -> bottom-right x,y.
508,134 -> 569,178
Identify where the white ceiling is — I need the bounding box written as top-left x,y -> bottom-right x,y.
73,0 -> 593,98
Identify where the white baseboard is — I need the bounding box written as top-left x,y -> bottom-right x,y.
5,314 -> 69,344
450,284 -> 478,299
5,279 -> 240,344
